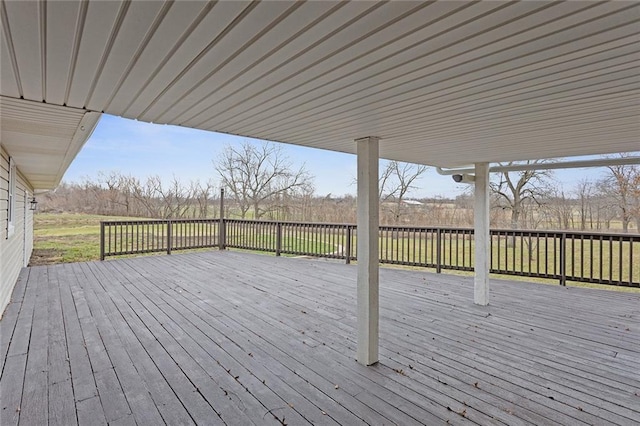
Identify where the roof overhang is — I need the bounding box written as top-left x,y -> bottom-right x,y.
0,97 -> 100,190
0,1 -> 638,179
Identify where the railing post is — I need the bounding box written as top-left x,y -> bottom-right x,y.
219,188 -> 226,250
100,222 -> 105,261
167,220 -> 172,255
436,228 -> 442,273
559,232 -> 566,286
276,222 -> 282,256
345,225 -> 352,264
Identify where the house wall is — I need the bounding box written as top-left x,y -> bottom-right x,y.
0,144 -> 34,316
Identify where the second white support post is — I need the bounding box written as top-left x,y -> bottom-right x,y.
474,162 -> 490,306
356,136 -> 380,366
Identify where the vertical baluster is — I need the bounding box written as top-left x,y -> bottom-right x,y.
618,235 -> 623,285
100,222 -> 105,260
559,233 -> 567,286
345,225 -> 351,264
436,229 -> 442,273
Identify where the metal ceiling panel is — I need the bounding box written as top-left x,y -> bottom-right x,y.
65,0 -> 122,108
0,0 -> 637,174
45,0 -> 81,105
0,16 -> 21,98
3,0 -> 42,100
0,97 -> 100,189
122,1 -> 253,119
104,1 -> 213,114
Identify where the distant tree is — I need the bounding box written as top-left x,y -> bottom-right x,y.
599,154 -> 640,232
191,179 -> 217,218
544,187 -> 575,230
41,172 -> 215,219
574,178 -> 595,230
215,141 -> 314,219
491,160 -> 553,229
379,160 -> 428,224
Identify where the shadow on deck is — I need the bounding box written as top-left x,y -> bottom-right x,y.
1,251 -> 639,425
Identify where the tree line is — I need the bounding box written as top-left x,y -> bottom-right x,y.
40,141 -> 639,232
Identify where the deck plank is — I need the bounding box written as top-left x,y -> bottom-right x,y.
67,263 -> 164,426
160,255 -> 557,425
171,253 -> 633,423
99,260 -> 307,426
0,269 -> 29,373
18,268 -> 49,426
149,257 -> 470,425
76,261 -> 189,425
1,250 -> 639,426
2,267 -> 44,426
111,258 -> 389,426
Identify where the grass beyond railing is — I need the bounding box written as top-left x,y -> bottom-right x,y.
101,219 -> 640,287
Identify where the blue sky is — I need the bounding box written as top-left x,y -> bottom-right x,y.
64,114 -> 632,198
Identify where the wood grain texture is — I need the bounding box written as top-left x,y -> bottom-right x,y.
1,251 -> 638,425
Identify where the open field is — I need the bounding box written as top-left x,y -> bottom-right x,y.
34,213 -> 336,264
32,213 -> 140,264
34,213 -> 639,292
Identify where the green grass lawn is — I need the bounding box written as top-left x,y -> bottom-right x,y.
33,213 -> 142,264
33,213 -> 639,293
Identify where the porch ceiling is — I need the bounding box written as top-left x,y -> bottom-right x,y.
0,97 -> 100,190
1,1 -> 639,181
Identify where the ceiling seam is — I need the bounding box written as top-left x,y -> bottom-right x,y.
187,0 -> 396,128
283,91 -> 640,142
152,0 -> 307,123
119,1 -> 216,116
271,44 -> 640,137
384,106 -> 640,139
279,60 -> 640,140
235,20 -> 640,136
0,1 -> 24,97
83,0 -> 131,109
232,6 -> 638,135
101,0 -> 174,112
136,1 -> 260,120
248,36 -> 640,136
284,78 -> 639,142
389,115 -> 636,141
179,0 -> 428,126
385,113 -> 639,142
168,1 -> 350,125
237,5 -> 604,135
63,0 -> 88,106
39,0 -> 46,101
201,1 -> 536,130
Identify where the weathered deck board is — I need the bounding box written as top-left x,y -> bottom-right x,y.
159,254 -> 637,425
1,251 -> 639,425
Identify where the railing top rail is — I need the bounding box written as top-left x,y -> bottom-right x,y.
223,218 -> 356,227
101,219 -> 171,225
101,218 -> 220,225
489,228 -> 640,238
99,217 -> 639,287
100,218 -> 640,238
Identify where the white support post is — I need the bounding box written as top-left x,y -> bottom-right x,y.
356,136 -> 380,366
474,162 -> 490,305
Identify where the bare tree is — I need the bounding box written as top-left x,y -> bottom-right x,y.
544,187 -> 575,229
599,155 -> 640,232
574,178 -> 595,230
491,160 -> 553,229
215,141 -> 314,219
191,179 -> 216,218
379,160 -> 428,224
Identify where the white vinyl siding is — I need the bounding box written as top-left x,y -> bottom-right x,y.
1,145 -> 34,315
7,157 -> 15,236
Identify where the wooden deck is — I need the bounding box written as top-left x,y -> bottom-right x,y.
1,251 -> 639,426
